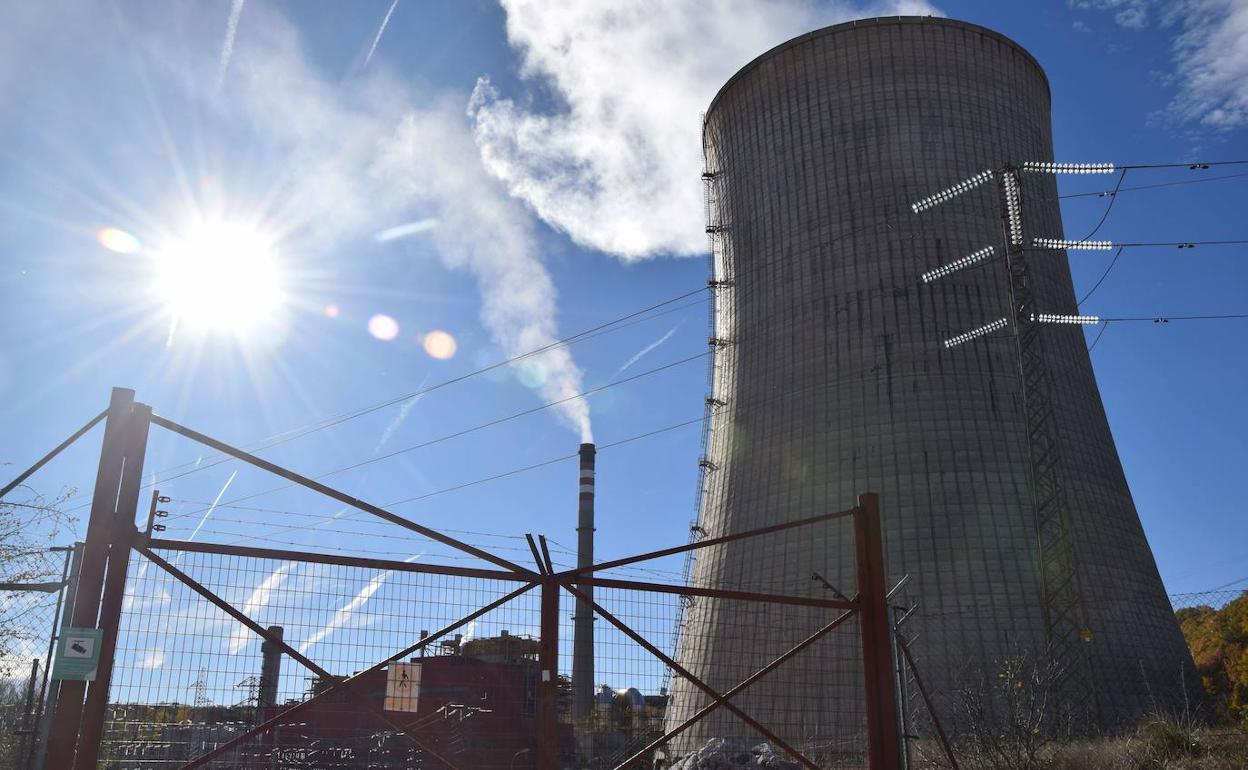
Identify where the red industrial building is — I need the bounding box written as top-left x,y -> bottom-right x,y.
254,632 -> 568,769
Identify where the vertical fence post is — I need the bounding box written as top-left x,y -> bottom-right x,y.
43,388 -> 135,770
35,543 -> 82,770
856,492 -> 902,770
536,578 -> 560,770
73,403 -> 150,770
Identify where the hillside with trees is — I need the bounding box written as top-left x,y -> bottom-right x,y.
1176,592 -> 1248,726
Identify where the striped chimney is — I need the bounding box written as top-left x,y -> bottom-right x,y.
572,443 -> 596,720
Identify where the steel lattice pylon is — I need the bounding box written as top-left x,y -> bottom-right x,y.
997,165 -> 1099,726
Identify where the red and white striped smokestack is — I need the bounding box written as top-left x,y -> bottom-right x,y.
572,442 -> 596,720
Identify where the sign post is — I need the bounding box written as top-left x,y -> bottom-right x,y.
51,628 -> 102,682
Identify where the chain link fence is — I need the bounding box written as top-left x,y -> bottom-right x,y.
0,549 -> 71,770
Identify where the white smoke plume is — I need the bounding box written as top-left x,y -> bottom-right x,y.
470,0 -> 943,260
211,4 -> 593,440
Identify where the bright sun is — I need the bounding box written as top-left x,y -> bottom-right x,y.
152,220 -> 285,334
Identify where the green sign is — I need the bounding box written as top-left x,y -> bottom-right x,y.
52,627 -> 102,681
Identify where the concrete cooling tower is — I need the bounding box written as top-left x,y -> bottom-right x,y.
666,16 -> 1200,758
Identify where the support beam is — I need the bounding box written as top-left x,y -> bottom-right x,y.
616,609 -> 856,769
0,410 -> 106,500
44,388 -> 135,770
536,579 -> 560,770
146,538 -> 527,583
856,494 -> 902,770
178,581 -> 537,769
561,582 -> 818,770
565,505 -> 856,577
149,414 -> 533,575
74,404 -> 151,770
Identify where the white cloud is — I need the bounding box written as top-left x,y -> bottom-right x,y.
1076,0 -> 1248,130
1070,0 -> 1150,29
469,0 -> 943,260
1162,0 -> 1248,129
136,650 -> 166,669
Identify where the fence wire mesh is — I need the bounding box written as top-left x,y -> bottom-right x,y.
89,539 -> 867,770
0,549 -> 68,770
103,550 -> 541,769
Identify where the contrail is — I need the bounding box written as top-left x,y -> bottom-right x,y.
188,470 -> 237,542
298,552 -> 421,653
215,0 -> 246,92
375,218 -> 438,242
364,0 -> 400,67
615,324 -> 680,375
375,375 -> 430,452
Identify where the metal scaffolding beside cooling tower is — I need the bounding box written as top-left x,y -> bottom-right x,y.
667,16 -> 1201,756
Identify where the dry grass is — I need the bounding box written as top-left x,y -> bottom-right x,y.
911,720 -> 1248,770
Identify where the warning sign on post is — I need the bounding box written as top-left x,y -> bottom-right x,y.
381,658 -> 421,713
52,627 -> 103,681
384,662 -> 421,712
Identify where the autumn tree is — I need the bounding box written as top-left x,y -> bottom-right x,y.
1176,593 -> 1248,726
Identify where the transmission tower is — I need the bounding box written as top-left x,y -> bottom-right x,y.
915,162 -> 1109,725
191,668 -> 211,708
995,165 -> 1098,724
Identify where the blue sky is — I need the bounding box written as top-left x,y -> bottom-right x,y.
2,0 -> 1248,688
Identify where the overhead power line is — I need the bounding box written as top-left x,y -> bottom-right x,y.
1119,160 -> 1248,170
1059,170 -> 1248,200
1097,313 -> 1248,323
158,350 -> 710,517
53,155 -> 1246,518
1077,246 -> 1125,307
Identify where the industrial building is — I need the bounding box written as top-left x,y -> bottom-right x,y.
667,16 -> 1201,754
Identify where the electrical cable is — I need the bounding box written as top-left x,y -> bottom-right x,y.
1204,575 -> 1248,592
1112,240 -> 1248,247
1079,169 -> 1127,242
1099,313 -> 1248,322
1058,170 -> 1248,200
1077,246 -> 1124,307
206,417 -> 705,546
1119,160 -> 1248,170
59,157 -> 1248,521
143,290 -> 709,479
158,350 -> 709,521
143,166 -> 1248,484
1084,321 -> 1110,356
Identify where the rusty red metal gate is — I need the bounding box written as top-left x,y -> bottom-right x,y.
5,388 -> 903,770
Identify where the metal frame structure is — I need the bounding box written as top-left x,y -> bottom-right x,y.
4,387 -> 904,770
915,165 -> 1099,726
995,166 -> 1098,723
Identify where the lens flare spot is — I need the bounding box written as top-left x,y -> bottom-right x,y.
422,330 -> 457,360
516,360 -> 547,389
97,227 -> 142,254
323,304 -> 341,319
368,314 -> 400,341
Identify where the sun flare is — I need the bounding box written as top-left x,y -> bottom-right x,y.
152,220 -> 285,334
